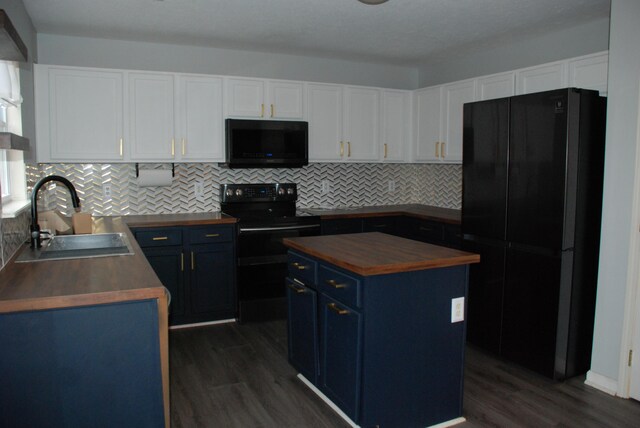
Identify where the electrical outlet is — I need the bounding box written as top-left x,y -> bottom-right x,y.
194,181 -> 204,199
321,180 -> 331,194
388,180 -> 396,192
102,184 -> 112,200
451,297 -> 464,323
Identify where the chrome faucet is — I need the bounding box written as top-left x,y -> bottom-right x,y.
30,175 -> 81,249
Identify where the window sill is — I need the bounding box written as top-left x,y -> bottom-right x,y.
2,199 -> 30,218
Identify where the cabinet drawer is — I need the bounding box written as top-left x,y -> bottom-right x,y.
288,252 -> 317,285
318,265 -> 362,308
135,228 -> 183,247
188,226 -> 233,245
415,220 -> 444,243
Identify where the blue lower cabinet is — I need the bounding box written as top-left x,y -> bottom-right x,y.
190,244 -> 235,318
286,250 -> 468,427
319,294 -> 362,422
286,278 -> 319,383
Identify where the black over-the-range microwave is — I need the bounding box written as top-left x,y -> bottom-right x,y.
224,119 -> 309,168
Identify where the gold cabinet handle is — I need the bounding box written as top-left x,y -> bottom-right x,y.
180,252 -> 184,272
291,262 -> 307,270
384,143 -> 388,159
441,142 -> 446,158
205,233 -> 220,238
261,103 -> 264,118
152,236 -> 169,241
325,279 -> 346,289
182,138 -> 186,156
270,104 -> 274,118
287,282 -> 307,294
171,138 -> 175,157
328,302 -> 349,315
347,141 -> 351,157
119,138 -> 123,157
435,141 -> 440,158
191,251 -> 195,271
340,141 -> 344,157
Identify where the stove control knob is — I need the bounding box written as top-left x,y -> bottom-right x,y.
287,188 -> 295,195
235,188 -> 243,197
278,187 -> 285,196
225,189 -> 234,197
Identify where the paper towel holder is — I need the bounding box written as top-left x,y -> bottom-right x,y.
135,163 -> 175,178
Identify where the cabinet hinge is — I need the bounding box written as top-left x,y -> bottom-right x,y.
629,349 -> 633,367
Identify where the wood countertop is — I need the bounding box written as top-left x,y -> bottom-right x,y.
0,212 -> 235,314
300,204 -> 461,224
283,232 -> 479,276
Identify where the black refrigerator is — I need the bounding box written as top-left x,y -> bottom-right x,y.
462,88 -> 606,380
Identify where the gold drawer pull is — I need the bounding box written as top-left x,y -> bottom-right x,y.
205,233 -> 220,238
435,141 -> 440,158
291,262 -> 307,270
152,236 -> 169,241
325,279 -> 346,289
441,142 -> 446,158
191,251 -> 195,270
180,252 -> 184,272
328,303 -> 349,315
287,282 -> 306,294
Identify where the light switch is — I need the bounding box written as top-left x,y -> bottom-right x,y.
451,297 -> 464,323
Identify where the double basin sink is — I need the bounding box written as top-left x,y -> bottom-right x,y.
16,233 -> 134,263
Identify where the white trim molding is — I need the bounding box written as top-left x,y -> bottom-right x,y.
585,370 -> 619,396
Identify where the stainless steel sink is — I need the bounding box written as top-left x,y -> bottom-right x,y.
16,233 -> 134,263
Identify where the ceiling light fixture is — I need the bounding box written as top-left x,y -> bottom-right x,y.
358,0 -> 389,5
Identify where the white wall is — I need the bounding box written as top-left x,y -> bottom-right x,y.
417,16 -> 610,87
590,0 -> 640,387
36,34 -> 418,90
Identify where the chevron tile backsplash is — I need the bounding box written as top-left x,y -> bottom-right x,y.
25,163 -> 461,217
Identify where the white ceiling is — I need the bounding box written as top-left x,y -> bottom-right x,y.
22,0 -> 611,66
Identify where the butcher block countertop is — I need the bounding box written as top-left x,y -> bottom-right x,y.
0,212 -> 236,314
301,204 -> 461,224
283,232 -> 479,276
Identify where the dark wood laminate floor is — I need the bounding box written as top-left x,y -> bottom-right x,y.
169,321 -> 640,427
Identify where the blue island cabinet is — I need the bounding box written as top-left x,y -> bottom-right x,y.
287,249 -> 469,428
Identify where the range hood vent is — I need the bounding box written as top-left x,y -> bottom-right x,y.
0,10 -> 27,62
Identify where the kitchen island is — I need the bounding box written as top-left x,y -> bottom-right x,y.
0,213 -> 235,428
283,232 -> 479,428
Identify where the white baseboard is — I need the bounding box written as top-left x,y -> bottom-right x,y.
585,370 -> 619,396
169,318 -> 235,330
296,374 -> 466,428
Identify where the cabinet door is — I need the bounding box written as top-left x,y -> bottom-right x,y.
226,77 -> 265,118
381,90 -> 410,162
414,86 -> 442,162
319,294 -> 362,422
267,80 -> 304,119
343,86 -> 379,161
140,246 -> 185,319
176,75 -> 224,161
189,244 -> 235,318
476,72 -> 515,101
568,52 -> 608,96
38,66 -> 124,162
516,62 -> 567,95
128,72 -> 175,160
440,79 -> 476,162
362,216 -> 399,235
307,83 -> 343,161
286,278 -> 319,383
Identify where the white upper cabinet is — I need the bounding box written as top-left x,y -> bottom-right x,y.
568,52 -> 609,96
176,75 -> 224,162
440,79 -> 476,162
306,83 -> 343,161
226,77 -> 303,119
476,72 -> 515,100
414,85 -> 442,162
343,86 -> 380,161
35,65 -> 125,162
128,72 -> 175,161
516,62 -> 567,95
380,90 -> 411,162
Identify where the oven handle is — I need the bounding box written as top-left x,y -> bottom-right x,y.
239,224 -> 321,233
